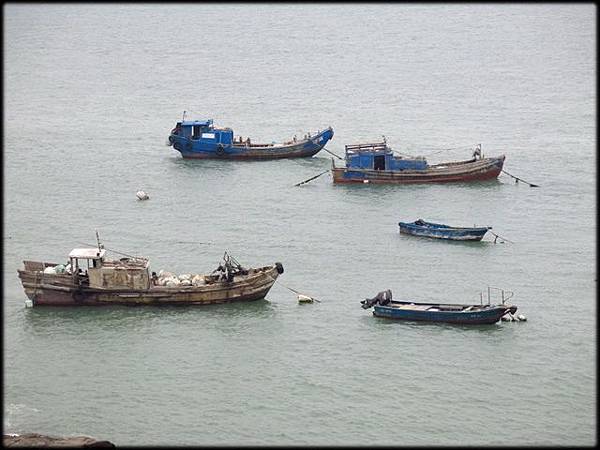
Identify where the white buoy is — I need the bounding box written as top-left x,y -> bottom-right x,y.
517,314 -> 527,321
298,294 -> 314,304
363,180 -> 370,184
24,299 -> 33,308
136,190 -> 149,200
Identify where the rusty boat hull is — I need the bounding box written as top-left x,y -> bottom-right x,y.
332,155 -> 505,184
18,263 -> 282,307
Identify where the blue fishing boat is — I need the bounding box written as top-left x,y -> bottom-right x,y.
331,141 -> 505,184
167,117 -> 334,159
398,219 -> 491,241
361,289 -> 517,325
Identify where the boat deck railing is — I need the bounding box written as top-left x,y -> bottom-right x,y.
345,142 -> 388,153
480,286 -> 514,305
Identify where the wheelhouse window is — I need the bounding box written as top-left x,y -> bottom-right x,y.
374,155 -> 386,170
193,125 -> 202,139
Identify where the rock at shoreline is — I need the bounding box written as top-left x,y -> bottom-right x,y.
3,433 -> 115,447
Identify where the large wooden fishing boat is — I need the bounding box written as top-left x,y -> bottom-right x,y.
361,289 -> 517,325
17,240 -> 284,307
331,141 -> 505,184
167,117 -> 334,159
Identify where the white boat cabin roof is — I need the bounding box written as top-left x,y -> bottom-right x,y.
68,248 -> 106,259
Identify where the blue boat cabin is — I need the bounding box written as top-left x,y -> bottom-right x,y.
345,142 -> 428,171
172,119 -> 234,150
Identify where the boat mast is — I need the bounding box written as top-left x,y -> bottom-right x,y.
95,230 -> 103,251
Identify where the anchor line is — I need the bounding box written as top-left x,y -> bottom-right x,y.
322,147 -> 344,160
265,273 -> 321,302
294,169 -> 330,187
488,231 -> 514,244
501,169 -> 539,187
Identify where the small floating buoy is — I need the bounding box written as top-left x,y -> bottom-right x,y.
298,294 -> 314,304
517,314 -> 527,321
363,180 -> 370,184
24,299 -> 33,308
136,190 -> 149,200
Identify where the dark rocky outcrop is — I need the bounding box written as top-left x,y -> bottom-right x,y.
3,433 -> 115,448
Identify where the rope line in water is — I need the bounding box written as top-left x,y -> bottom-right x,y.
501,169 -> 539,187
488,231 -> 514,244
265,272 -> 321,302
294,170 -> 330,187
322,148 -> 344,160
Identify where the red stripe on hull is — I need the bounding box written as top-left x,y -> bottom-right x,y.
332,157 -> 504,184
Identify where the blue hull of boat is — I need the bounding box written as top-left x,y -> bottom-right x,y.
398,220 -> 490,241
373,304 -> 512,324
172,127 -> 334,160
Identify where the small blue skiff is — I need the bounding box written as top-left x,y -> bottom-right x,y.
361,289 -> 517,325
398,219 -> 491,241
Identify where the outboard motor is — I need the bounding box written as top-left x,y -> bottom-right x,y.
361,289 -> 393,309
275,262 -> 284,274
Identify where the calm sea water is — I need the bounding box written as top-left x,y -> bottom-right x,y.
3,4 -> 596,446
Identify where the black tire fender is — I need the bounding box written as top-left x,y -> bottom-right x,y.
275,262 -> 284,274
216,144 -> 225,156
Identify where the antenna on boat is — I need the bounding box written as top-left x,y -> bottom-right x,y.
182,110 -> 186,122
95,230 -> 103,250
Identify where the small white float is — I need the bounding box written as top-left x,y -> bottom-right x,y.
136,190 -> 150,200
298,294 -> 314,304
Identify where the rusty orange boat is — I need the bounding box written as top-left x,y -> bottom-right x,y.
331,142 -> 505,184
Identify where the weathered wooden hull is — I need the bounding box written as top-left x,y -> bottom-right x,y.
373,302 -> 515,324
18,265 -> 281,307
398,223 -> 490,241
174,128 -> 334,160
332,155 -> 505,184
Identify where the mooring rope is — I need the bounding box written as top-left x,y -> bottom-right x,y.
501,170 -> 539,187
294,170 -> 330,187
322,148 -> 344,160
488,231 -> 514,244
266,272 -> 321,302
